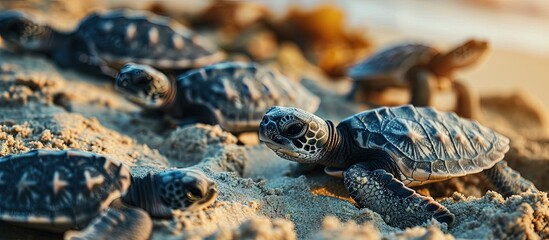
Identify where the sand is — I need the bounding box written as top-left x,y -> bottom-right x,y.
0,1 -> 548,240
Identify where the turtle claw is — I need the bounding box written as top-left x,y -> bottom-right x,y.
343,164 -> 455,228
433,210 -> 455,225
64,200 -> 152,240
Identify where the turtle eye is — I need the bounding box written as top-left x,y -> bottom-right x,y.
283,122 -> 305,138
132,71 -> 150,85
118,77 -> 129,87
185,186 -> 203,202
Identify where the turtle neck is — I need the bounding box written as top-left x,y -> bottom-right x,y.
316,120 -> 352,168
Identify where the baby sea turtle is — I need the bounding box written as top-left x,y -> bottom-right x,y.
259,105 -> 538,228
0,149 -> 218,239
347,39 -> 490,119
0,9 -> 224,77
115,61 -> 320,134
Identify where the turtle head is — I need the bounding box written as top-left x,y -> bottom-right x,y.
156,168 -> 218,212
0,11 -> 55,52
259,106 -> 331,163
443,39 -> 490,69
115,63 -> 173,109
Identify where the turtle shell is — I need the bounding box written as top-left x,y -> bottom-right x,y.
0,150 -> 131,231
338,105 -> 509,186
175,62 -> 320,133
347,44 -> 439,87
74,9 -> 224,69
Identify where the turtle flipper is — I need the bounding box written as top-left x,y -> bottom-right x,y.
343,163 -> 454,228
483,160 -> 539,198
165,103 -> 219,127
452,80 -> 481,119
346,82 -> 359,100
64,199 -> 152,240
409,69 -> 434,107
53,37 -> 117,78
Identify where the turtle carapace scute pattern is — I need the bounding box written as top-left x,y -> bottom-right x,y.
259,105 -> 538,228
73,10 -> 224,69
0,9 -> 225,77
0,150 -> 130,230
341,105 -> 507,186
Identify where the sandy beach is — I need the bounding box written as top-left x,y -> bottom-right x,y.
0,1 -> 548,239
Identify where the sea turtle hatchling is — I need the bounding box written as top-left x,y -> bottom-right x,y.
115,61 -> 320,134
347,39 -> 490,119
0,149 -> 218,240
259,105 -> 538,228
0,9 -> 224,77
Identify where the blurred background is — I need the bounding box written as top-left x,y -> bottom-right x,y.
337,0 -> 549,111
3,0 -> 549,111
118,0 -> 549,112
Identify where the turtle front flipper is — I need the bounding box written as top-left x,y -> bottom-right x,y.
64,199 -> 152,240
482,160 -> 539,198
343,163 -> 454,228
452,80 -> 481,119
53,37 -> 117,78
409,69 -> 435,107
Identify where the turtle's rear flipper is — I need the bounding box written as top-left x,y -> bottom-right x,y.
343,163 -> 454,228
483,160 -> 539,198
64,199 -> 152,240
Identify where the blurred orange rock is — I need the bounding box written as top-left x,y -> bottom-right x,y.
276,5 -> 372,77
225,24 -> 279,61
286,5 -> 346,41
191,1 -> 272,35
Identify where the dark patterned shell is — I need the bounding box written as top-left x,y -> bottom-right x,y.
347,44 -> 439,86
0,150 -> 131,230
75,9 -> 224,69
176,62 -> 320,133
339,105 -> 509,186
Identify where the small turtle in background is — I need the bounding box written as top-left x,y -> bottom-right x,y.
259,105 -> 538,228
0,9 -> 224,78
115,61 -> 320,135
0,150 -> 218,240
347,39 -> 490,119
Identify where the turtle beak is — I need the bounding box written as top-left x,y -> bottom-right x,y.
186,180 -> 218,212
198,183 -> 218,209
259,116 -> 301,158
